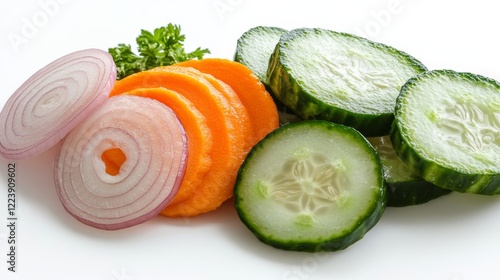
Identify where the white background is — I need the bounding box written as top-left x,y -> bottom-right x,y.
1,0 -> 500,279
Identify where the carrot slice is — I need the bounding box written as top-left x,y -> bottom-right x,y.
124,87 -> 213,212
175,58 -> 279,147
110,67 -> 247,217
150,66 -> 253,152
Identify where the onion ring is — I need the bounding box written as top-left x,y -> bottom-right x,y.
0,48 -> 116,159
54,95 -> 187,230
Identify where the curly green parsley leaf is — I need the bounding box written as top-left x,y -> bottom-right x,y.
109,24 -> 210,79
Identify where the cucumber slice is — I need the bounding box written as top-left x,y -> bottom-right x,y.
234,26 -> 301,125
391,70 -> 500,195
234,120 -> 386,252
368,136 -> 451,207
235,26 -> 287,85
267,28 -> 427,136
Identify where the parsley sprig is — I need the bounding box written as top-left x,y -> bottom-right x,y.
109,24 -> 210,79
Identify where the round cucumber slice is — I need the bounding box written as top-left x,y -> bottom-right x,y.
368,136 -> 451,207
234,26 -> 302,125
267,28 -> 427,136
234,120 -> 386,252
235,25 -> 287,85
391,70 -> 500,195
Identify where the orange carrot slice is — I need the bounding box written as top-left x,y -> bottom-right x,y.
124,87 -> 213,212
175,58 -> 279,147
110,67 -> 247,217
150,66 -> 253,152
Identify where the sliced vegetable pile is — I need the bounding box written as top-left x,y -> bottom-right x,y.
234,26 -> 500,251
0,24 -> 499,255
109,65 -> 256,217
0,25 -> 279,228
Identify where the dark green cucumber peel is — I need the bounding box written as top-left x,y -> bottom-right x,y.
390,122 -> 493,194
368,136 -> 451,207
267,28 -> 427,136
385,180 -> 451,207
234,121 -> 386,252
391,70 -> 500,195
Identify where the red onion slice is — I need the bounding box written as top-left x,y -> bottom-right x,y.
0,48 -> 116,159
54,95 -> 187,230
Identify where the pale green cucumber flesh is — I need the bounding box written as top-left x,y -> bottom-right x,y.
235,26 -> 287,85
234,120 -> 385,252
368,136 -> 451,207
391,69 -> 500,195
234,26 -> 301,125
267,28 -> 427,136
